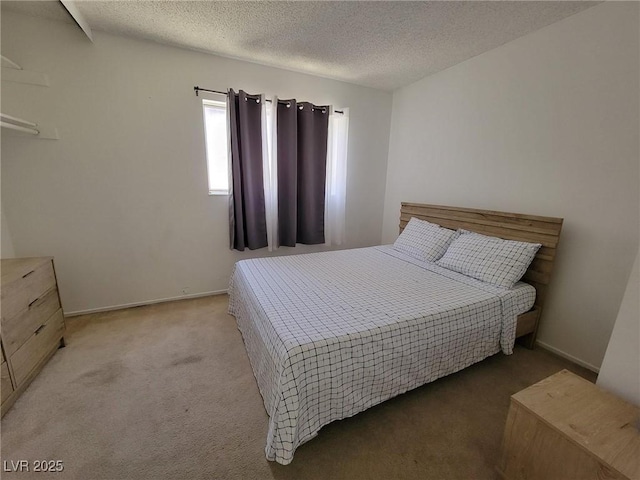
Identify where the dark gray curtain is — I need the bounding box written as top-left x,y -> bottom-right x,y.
277,101 -> 329,246
228,89 -> 268,251
276,100 -> 298,246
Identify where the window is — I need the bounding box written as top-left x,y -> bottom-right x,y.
202,98 -> 229,195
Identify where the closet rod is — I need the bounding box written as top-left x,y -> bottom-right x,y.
1,121 -> 39,135
193,86 -> 344,114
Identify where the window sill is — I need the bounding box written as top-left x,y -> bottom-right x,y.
209,190 -> 229,196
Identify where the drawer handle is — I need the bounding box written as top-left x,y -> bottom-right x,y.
28,296 -> 41,308
22,270 -> 35,279
35,324 -> 46,335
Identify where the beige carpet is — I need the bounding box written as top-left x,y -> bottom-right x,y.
1,295 -> 596,480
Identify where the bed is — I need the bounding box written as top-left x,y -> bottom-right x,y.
228,203 -> 563,465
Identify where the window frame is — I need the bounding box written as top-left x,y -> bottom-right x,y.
202,97 -> 229,196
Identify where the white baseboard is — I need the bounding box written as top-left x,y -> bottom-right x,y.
535,340 -> 600,373
64,289 -> 228,317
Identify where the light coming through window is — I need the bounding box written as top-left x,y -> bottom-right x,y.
202,98 -> 229,195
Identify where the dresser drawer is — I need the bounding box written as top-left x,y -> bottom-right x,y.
1,260 -> 56,322
11,309 -> 64,386
1,361 -> 13,404
2,288 -> 60,357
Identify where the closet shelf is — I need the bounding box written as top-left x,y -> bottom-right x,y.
1,54 -> 49,87
1,55 -> 57,139
1,55 -> 22,70
1,113 -> 37,129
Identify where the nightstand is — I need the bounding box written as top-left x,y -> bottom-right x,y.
497,369 -> 639,480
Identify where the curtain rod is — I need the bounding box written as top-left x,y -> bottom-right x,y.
193,86 -> 344,114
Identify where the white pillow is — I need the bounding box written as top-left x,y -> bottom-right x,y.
436,230 -> 541,288
393,217 -> 458,262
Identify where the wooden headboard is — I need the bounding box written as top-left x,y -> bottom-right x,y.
400,202 -> 563,347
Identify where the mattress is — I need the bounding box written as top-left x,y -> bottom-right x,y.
228,245 -> 535,464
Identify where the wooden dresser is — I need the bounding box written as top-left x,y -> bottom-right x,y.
498,369 -> 640,480
1,257 -> 65,417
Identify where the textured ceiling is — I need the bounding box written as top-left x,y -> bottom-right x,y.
2,1 -> 599,91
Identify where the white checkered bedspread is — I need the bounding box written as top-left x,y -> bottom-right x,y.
228,246 -> 535,464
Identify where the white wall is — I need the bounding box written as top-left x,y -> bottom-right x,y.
1,12 -> 392,314
382,2 -> 639,369
1,205 -> 15,258
597,251 -> 639,406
